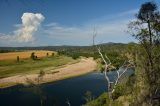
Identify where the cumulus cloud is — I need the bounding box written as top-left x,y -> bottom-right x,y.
0,9 -> 137,46
0,12 -> 44,43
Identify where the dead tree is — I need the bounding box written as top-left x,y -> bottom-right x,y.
92,29 -> 135,99
66,99 -> 71,106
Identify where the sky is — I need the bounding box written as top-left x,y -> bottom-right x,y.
0,0 -> 160,47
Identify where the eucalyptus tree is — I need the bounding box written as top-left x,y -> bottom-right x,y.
128,1 -> 160,104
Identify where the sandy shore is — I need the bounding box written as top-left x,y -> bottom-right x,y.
0,58 -> 97,88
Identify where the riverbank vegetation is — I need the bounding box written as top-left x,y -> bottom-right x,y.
85,1 -> 160,106
56,43 -> 128,69
0,43 -> 129,70
0,49 -> 97,88
0,2 -> 159,105
0,53 -> 77,78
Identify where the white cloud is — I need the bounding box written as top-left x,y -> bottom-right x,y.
0,12 -> 44,43
44,9 -> 136,45
44,25 -> 90,38
0,9 -> 137,46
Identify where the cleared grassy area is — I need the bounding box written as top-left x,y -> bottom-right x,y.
0,56 -> 77,78
0,50 -> 55,60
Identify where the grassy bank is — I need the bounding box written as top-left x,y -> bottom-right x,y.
0,56 -> 77,78
0,57 -> 96,88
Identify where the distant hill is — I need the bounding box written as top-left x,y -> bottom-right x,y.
0,42 -> 136,53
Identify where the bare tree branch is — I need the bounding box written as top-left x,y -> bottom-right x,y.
66,99 -> 71,106
112,63 -> 134,93
92,28 -> 135,99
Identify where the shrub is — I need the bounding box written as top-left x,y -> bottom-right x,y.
52,52 -> 54,56
17,56 -> 20,62
85,93 -> 123,106
84,91 -> 94,102
72,54 -> 79,59
112,84 -> 125,100
39,70 -> 45,78
46,52 -> 49,57
37,70 -> 45,84
30,52 -> 35,60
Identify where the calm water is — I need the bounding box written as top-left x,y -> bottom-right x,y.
0,72 -> 108,106
0,69 -> 133,106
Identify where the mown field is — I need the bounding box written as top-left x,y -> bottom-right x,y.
0,50 -> 77,78
0,50 -> 55,60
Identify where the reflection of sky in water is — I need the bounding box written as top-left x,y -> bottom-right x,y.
106,68 -> 134,83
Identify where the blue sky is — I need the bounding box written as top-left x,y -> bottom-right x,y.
0,0 -> 160,46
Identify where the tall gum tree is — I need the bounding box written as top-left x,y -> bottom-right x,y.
128,2 -> 160,105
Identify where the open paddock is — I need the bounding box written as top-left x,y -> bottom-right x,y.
0,50 -> 55,60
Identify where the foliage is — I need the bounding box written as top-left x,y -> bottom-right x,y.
56,44 -> 127,70
96,58 -> 105,71
38,70 -> 45,78
127,1 -> 160,105
0,49 -> 17,53
16,56 -> 20,62
85,72 -> 136,106
37,70 -> 45,84
30,52 -> 36,60
84,91 -> 94,102
84,93 -> 123,106
46,52 -> 49,57
0,43 -> 128,68
52,52 -> 54,56
0,56 -> 76,78
112,74 -> 136,100
112,84 -> 125,100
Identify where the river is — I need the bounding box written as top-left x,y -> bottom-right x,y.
0,69 -> 133,106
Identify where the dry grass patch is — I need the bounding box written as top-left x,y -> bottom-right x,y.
0,50 -> 55,60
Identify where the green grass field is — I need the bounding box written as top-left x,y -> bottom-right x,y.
0,56 -> 77,78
